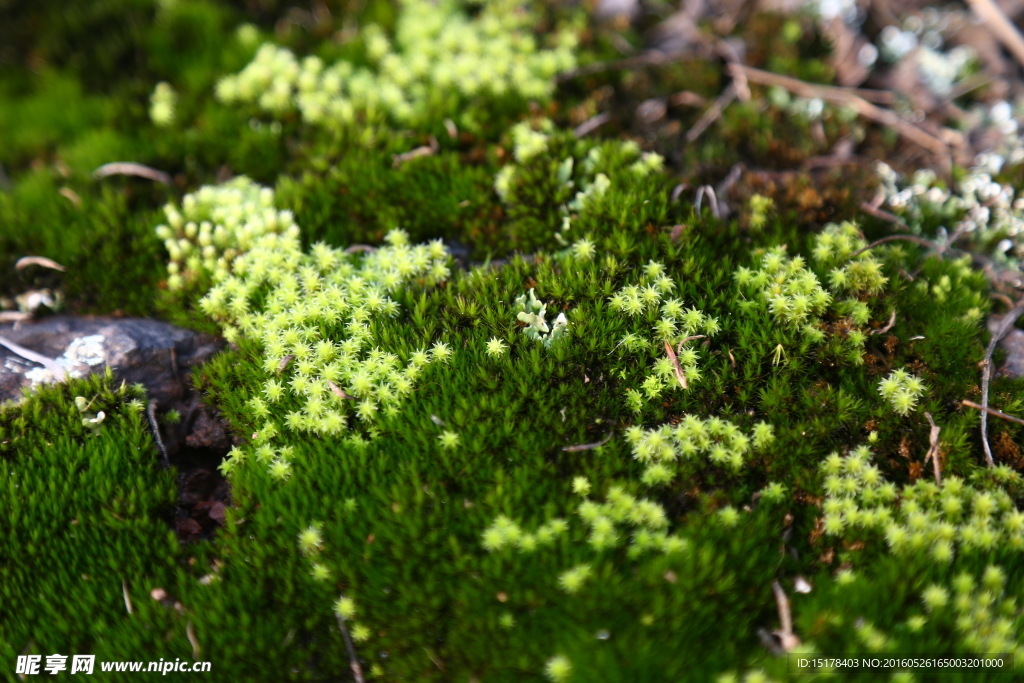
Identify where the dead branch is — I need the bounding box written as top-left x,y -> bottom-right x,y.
847,234 -> 939,259
147,399 -> 170,468
0,334 -> 65,380
858,201 -> 911,231
962,399 -> 1024,427
729,64 -> 949,165
967,0 -> 1024,72
392,137 -> 438,167
15,256 -> 66,272
980,305 -> 1024,467
664,342 -> 688,390
562,432 -> 613,452
93,162 -> 172,185
337,614 -> 366,683
573,112 -> 612,138
869,310 -> 897,335
771,580 -> 800,653
556,49 -> 691,83
685,82 -> 737,143
694,185 -> 721,218
923,412 -> 942,486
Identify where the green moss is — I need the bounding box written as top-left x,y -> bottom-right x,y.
5,1 -> 1024,680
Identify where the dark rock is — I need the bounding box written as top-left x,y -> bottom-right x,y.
184,406 -> 231,451
0,315 -> 224,405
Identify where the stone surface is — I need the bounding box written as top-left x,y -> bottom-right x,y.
0,315 -> 224,404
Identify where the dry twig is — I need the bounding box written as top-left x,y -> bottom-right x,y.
923,412 -> 943,486
967,0 -> 1024,71
980,306 -> 1024,467
0,335 -> 65,380
337,614 -> 366,683
573,112 -> 612,138
664,342 -> 688,390
563,432 -> 613,452
858,201 -> 910,231
186,621 -> 201,660
685,82 -> 737,143
15,256 -> 66,272
771,580 -> 800,653
728,64 -> 949,165
122,580 -> 134,615
93,162 -> 172,185
962,399 -> 1024,427
147,399 -> 170,469
869,310 -> 897,335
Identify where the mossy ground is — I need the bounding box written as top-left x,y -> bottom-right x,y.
3,1 -> 1024,682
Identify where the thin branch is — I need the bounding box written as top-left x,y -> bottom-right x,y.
122,580 -> 134,615
573,112 -> 612,138
923,412 -> 942,486
15,256 -> 66,272
980,306 -> 1024,467
771,580 -> 800,653
186,621 -> 201,660
93,162 -> 172,185
664,342 -> 688,390
729,64 -> 949,163
847,234 -> 938,259
556,49 -> 691,83
563,431 -> 613,452
694,185 -> 721,219
685,82 -> 737,143
967,0 -> 1024,72
0,335 -> 66,381
962,399 -> 1024,427
869,310 -> 897,335
858,201 -> 910,231
147,399 -> 170,469
337,614 -> 366,683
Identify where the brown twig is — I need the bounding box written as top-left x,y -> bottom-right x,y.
277,354 -> 295,374
771,580 -> 800,653
685,82 -> 737,143
869,310 -> 897,335
980,306 -> 1024,467
962,399 -> 1024,427
729,64 -> 949,165
858,201 -> 910,231
0,334 -> 66,381
337,614 -> 366,683
847,234 -> 938,259
122,580 -> 134,615
93,162 -> 172,185
15,256 -> 66,272
694,185 -> 721,219
327,379 -> 355,400
563,431 -> 613,452
664,342 -> 688,390
392,136 -> 438,167
556,49 -> 691,83
147,399 -> 170,468
186,621 -> 201,660
967,0 -> 1024,72
923,412 -> 942,486
573,112 -> 612,138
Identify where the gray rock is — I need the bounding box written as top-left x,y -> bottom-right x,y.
0,315 -> 224,404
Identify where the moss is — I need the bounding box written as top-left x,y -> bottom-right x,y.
5,0 -> 1024,680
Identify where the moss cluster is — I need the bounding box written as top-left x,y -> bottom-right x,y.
5,0 -> 1024,681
